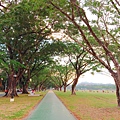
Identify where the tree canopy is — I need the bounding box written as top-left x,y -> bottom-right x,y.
0,0 -> 120,107
49,0 -> 120,105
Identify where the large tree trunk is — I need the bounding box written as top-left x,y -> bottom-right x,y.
39,84 -> 45,91
71,77 -> 79,95
64,83 -> 67,92
113,76 -> 120,107
111,72 -> 120,107
116,84 -> 120,106
34,84 -> 38,91
22,83 -> 29,94
4,72 -> 18,97
22,73 -> 30,94
22,78 -> 30,94
60,86 -> 62,91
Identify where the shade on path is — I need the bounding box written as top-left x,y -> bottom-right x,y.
24,90 -> 77,120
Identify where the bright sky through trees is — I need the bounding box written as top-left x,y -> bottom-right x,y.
79,71 -> 114,84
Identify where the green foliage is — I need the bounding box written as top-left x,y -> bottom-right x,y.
50,62 -> 74,89
0,0 -> 56,74
50,0 -> 120,74
64,42 -> 101,74
10,60 -> 26,70
0,0 -> 119,94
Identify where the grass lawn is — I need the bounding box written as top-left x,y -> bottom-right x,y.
55,90 -> 120,120
0,91 -> 47,120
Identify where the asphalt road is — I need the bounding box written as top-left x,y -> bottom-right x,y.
0,92 -> 5,97
24,90 -> 77,120
0,92 -> 22,97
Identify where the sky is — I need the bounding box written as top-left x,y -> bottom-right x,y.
78,71 -> 115,84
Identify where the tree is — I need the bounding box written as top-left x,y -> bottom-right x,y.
50,0 -> 120,106
20,40 -> 55,94
49,74 -> 64,91
0,0 -> 56,97
29,68 -> 51,91
51,60 -> 74,92
65,42 -> 100,95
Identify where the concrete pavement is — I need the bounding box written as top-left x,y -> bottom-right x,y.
24,90 -> 77,120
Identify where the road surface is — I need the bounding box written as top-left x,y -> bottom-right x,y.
24,90 -> 77,120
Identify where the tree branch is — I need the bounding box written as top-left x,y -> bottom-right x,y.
110,0 -> 120,15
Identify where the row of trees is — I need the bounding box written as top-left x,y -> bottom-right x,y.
49,0 -> 120,106
0,0 -> 57,96
0,0 -> 96,97
0,0 -> 120,106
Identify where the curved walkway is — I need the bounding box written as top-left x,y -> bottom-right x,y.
24,90 -> 77,120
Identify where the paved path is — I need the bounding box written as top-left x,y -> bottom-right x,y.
24,90 -> 77,120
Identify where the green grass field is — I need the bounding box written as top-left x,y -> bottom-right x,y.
0,91 -> 47,120
55,90 -> 120,120
1,90 -> 120,120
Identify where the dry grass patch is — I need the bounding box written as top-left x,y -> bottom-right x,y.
55,91 -> 120,120
0,91 -> 47,120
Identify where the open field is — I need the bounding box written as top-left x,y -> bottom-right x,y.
55,90 -> 120,120
0,91 -> 47,120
